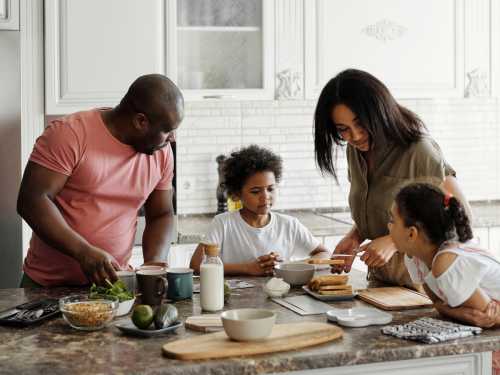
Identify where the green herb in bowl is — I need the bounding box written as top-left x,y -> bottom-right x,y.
88,279 -> 141,303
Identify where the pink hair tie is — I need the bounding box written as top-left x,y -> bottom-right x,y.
444,194 -> 452,207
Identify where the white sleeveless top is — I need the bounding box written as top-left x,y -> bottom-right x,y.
404,241 -> 500,307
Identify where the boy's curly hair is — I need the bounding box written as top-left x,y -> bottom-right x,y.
220,144 -> 283,200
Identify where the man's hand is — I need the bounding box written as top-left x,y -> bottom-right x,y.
77,246 -> 122,287
331,237 -> 361,274
358,235 -> 397,268
454,302 -> 499,327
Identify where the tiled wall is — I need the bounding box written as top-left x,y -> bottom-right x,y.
176,98 -> 499,214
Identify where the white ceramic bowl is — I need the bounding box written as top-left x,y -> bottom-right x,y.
115,297 -> 135,317
262,284 -> 290,298
274,263 -> 316,286
221,309 -> 276,341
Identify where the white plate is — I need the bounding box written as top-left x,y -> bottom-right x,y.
302,286 -> 358,301
327,308 -> 393,327
116,320 -> 183,337
115,298 -> 135,317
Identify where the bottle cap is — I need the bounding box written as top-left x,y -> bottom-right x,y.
203,243 -> 220,257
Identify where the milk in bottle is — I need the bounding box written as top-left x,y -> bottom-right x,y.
200,243 -> 224,311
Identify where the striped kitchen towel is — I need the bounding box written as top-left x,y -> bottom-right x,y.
381,317 -> 482,344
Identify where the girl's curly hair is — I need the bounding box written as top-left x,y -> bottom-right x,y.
220,144 -> 283,199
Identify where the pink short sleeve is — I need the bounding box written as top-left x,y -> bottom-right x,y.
154,143 -> 174,190
29,121 -> 81,176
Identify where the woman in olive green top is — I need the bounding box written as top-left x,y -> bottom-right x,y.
314,69 -> 473,291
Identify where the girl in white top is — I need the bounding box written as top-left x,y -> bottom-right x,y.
190,145 -> 331,276
388,180 -> 500,327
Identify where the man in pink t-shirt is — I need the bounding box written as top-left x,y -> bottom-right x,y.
17,74 -> 184,287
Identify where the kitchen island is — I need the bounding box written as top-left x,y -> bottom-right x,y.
0,269 -> 499,375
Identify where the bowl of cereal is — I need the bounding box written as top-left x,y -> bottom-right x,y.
60,294 -> 118,330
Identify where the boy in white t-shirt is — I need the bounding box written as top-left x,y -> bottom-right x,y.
190,145 -> 331,276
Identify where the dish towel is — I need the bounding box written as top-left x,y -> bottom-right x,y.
381,317 -> 482,344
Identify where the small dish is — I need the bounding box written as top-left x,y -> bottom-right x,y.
274,264 -> 316,286
262,284 -> 290,298
302,286 -> 358,301
115,297 -> 135,317
327,308 -> 393,327
116,320 -> 183,337
221,309 -> 275,341
60,294 -> 118,330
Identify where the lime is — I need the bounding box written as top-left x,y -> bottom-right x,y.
224,281 -> 231,303
131,305 -> 154,329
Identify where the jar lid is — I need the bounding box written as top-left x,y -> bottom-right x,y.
203,243 -> 220,256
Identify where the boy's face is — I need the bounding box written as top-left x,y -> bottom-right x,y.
234,171 -> 276,216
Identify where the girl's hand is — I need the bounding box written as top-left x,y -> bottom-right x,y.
257,252 -> 285,267
455,302 -> 499,327
331,237 -> 361,274
359,235 -> 397,267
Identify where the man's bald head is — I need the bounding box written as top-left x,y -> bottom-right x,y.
120,74 -> 184,122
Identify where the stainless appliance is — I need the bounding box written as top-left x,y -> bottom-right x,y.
0,30 -> 23,288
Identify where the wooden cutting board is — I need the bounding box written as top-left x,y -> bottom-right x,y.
184,314 -> 222,331
162,322 -> 343,360
356,287 -> 434,310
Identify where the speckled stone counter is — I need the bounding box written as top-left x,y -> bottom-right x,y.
1,269 -> 500,375
177,202 -> 500,244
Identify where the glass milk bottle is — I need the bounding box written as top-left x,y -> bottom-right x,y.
200,243 -> 224,311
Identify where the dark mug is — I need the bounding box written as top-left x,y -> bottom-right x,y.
166,268 -> 194,300
136,270 -> 168,305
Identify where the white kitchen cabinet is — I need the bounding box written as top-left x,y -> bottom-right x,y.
0,0 -> 19,30
304,0 -> 465,99
472,227 -> 489,249
45,0 -> 275,114
45,0 -> 168,115
171,0 -> 275,101
264,352 -> 491,375
486,226 -> 500,257
130,243 -> 197,269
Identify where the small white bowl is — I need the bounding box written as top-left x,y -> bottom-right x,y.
221,309 -> 276,341
262,284 -> 290,298
115,297 -> 135,317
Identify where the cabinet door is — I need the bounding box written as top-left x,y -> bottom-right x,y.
0,0 -> 19,30
472,227 -> 489,249
45,0 -> 166,115
304,0 -> 464,99
488,227 -> 500,258
168,0 -> 275,101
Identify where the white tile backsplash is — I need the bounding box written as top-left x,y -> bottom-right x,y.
176,98 -> 500,214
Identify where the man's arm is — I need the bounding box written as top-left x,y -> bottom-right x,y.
17,161 -> 121,286
141,189 -> 175,266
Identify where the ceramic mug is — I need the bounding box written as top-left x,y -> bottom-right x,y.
167,268 -> 194,300
136,270 -> 168,305
116,270 -> 136,293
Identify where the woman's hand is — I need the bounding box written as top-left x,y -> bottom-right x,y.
331,237 -> 361,274
358,235 -> 397,268
454,302 -> 499,327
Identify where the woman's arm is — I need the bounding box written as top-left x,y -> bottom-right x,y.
441,175 -> 473,225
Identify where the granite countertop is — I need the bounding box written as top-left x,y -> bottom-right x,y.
177,202 -> 500,244
1,269 -> 500,375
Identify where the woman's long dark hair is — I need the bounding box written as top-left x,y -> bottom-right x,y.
314,69 -> 428,184
395,180 -> 473,246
